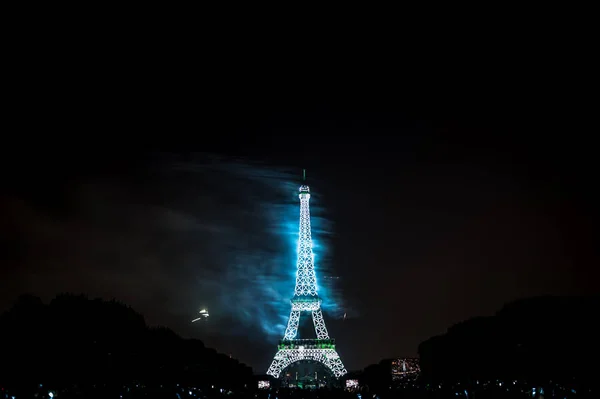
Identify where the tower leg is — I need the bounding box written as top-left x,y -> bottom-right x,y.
312,308 -> 330,339
324,353 -> 348,377
283,310 -> 300,340
267,350 -> 286,378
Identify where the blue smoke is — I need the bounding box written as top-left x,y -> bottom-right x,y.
167,155 -> 346,340
0,152 -> 349,357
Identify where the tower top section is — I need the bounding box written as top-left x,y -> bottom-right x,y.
299,185 -> 310,194
299,169 -> 310,195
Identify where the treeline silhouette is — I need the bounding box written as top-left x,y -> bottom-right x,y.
418,295 -> 600,389
0,293 -> 253,392
2,294 -> 598,397
347,296 -> 599,398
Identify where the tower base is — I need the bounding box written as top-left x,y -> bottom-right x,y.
267,342 -> 347,378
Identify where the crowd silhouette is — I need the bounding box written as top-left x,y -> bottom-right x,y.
0,294 -> 598,398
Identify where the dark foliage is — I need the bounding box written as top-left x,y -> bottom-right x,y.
418,295 -> 600,386
360,359 -> 392,392
0,293 -> 253,391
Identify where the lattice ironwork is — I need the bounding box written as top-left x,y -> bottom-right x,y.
283,309 -> 300,340
294,188 -> 317,297
267,183 -> 347,379
312,308 -> 329,340
267,347 -> 347,378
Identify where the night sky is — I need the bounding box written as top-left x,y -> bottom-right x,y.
1,78 -> 597,373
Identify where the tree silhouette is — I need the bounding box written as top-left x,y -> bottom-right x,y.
418,295 -> 600,390
0,293 -> 253,393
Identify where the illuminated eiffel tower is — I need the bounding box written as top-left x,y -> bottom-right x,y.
266,171 -> 347,379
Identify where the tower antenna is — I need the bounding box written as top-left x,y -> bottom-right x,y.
303,168 -> 306,181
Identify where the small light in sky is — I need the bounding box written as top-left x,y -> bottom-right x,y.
192,308 -> 209,322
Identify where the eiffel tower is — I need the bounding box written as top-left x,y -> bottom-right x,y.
266,171 -> 347,379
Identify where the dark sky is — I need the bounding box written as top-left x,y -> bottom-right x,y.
1,69 -> 598,373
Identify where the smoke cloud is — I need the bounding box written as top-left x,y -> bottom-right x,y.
0,153 -> 347,359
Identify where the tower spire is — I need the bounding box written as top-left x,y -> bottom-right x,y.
303,168 -> 306,181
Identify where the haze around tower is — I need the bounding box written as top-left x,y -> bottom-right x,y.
0,153 -> 351,370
